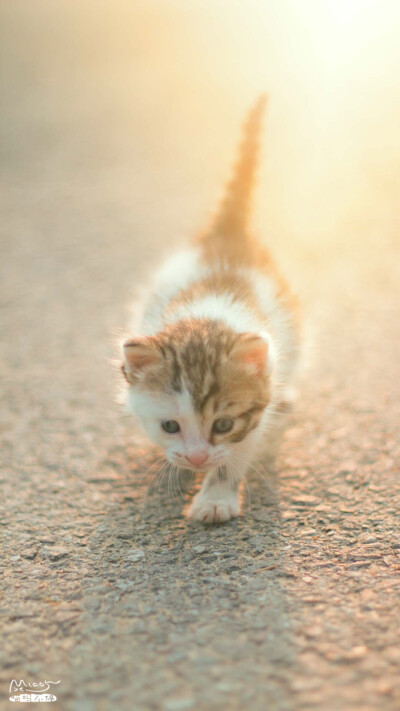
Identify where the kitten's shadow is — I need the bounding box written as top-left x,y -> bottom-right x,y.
94,433 -> 283,535
81,437 -> 296,685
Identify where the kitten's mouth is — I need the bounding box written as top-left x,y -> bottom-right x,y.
168,458 -> 220,473
187,463 -> 213,473
189,462 -> 226,474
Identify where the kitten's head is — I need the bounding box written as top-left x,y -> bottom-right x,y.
122,319 -> 274,471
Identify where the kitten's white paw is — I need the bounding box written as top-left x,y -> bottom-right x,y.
188,491 -> 239,524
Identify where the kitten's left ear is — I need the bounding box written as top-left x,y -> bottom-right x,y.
231,332 -> 274,376
122,337 -> 160,383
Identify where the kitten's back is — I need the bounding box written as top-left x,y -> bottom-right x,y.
135,96 -> 299,380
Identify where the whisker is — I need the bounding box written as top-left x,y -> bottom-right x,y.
138,457 -> 168,516
232,452 -> 275,497
138,456 -> 168,514
228,459 -> 252,513
176,465 -> 187,501
155,460 -> 171,510
142,455 -> 167,492
167,465 -> 172,503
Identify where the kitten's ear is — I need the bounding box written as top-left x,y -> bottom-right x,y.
231,332 -> 273,376
122,337 -> 160,383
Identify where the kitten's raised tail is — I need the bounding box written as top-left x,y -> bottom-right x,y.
211,93 -> 268,239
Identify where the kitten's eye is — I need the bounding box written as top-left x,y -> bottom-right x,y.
213,417 -> 234,434
161,420 -> 180,434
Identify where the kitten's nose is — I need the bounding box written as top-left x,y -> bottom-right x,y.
185,451 -> 209,468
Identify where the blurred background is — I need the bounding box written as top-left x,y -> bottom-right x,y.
1,0 -> 399,251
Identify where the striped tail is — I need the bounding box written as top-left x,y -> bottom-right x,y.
211,94 -> 268,239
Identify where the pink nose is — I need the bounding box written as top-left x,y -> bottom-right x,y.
185,452 -> 209,468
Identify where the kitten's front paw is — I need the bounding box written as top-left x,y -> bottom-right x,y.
188,491 -> 239,524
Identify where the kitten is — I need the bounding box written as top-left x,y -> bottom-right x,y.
121,95 -> 299,523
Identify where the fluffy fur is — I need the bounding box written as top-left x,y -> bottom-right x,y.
121,95 -> 299,523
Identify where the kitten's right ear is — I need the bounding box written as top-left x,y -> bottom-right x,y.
122,337 -> 160,383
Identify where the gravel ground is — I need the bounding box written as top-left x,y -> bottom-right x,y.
1,4 -> 400,710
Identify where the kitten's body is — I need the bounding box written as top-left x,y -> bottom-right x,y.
122,96 -> 300,522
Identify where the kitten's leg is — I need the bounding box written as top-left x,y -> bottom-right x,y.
188,465 -> 244,524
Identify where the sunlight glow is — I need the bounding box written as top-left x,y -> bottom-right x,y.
220,0 -> 400,236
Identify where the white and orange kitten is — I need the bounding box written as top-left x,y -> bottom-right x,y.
121,95 -> 299,523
